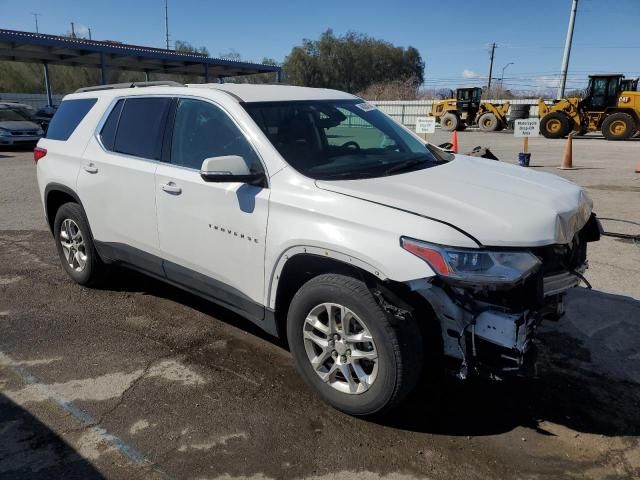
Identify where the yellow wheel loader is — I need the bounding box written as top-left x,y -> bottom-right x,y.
431,87 -> 510,132
539,74 -> 640,140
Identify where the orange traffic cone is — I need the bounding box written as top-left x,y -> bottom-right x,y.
558,133 -> 576,170
451,130 -> 459,154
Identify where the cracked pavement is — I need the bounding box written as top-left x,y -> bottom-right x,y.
1,143 -> 640,479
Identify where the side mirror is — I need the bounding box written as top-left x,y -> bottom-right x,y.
200,155 -> 266,186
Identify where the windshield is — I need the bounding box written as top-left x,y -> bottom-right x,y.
0,108 -> 31,122
243,100 -> 449,180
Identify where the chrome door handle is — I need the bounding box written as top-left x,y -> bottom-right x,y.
83,163 -> 98,174
160,182 -> 182,195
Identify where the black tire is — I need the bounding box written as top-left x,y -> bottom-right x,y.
287,274 -> 423,416
478,113 -> 500,132
601,112 -> 636,141
540,112 -> 572,139
440,113 -> 459,132
53,202 -> 106,286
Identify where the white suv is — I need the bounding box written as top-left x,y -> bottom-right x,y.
36,82 -> 600,416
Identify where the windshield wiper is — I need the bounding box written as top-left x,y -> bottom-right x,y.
385,157 -> 435,175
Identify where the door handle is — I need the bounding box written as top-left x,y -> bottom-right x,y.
160,182 -> 182,195
83,163 -> 98,174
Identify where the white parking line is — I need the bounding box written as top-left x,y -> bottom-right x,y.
0,350 -> 170,478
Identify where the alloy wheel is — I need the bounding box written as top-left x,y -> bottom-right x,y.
59,219 -> 87,272
303,303 -> 379,394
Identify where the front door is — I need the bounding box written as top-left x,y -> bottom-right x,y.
155,98 -> 270,320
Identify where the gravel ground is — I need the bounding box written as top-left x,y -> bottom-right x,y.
1,135 -> 639,479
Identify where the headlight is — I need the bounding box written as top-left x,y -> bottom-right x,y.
36,128 -> 44,135
0,127 -> 10,136
401,237 -> 541,285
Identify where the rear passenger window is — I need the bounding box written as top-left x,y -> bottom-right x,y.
112,98 -> 171,160
46,98 -> 97,141
99,100 -> 124,151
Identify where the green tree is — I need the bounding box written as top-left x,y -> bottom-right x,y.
283,29 -> 424,94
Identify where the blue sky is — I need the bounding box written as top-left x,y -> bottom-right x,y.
2,0 -> 639,93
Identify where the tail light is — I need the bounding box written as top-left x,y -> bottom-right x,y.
34,147 -> 47,163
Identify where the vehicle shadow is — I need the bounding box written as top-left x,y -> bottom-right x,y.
99,267 -> 285,347
99,269 -> 640,438
379,287 -> 640,437
0,393 -> 106,479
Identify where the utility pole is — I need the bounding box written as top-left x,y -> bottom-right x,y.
487,43 -> 497,91
558,0 -> 579,99
71,22 -> 76,38
164,0 -> 170,49
31,13 -> 41,33
88,27 -> 92,40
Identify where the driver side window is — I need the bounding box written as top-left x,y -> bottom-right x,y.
324,108 -> 397,150
171,98 -> 262,172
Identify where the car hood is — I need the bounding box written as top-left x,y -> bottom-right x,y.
315,155 -> 593,247
0,120 -> 40,131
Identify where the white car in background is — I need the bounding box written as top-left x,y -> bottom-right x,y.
35,82 -> 601,416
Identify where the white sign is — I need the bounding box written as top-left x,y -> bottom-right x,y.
514,118 -> 540,137
415,116 -> 436,134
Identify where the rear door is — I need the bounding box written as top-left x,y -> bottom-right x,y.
155,97 -> 270,319
78,96 -> 172,274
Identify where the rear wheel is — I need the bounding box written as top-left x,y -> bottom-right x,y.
478,113 -> 500,132
440,113 -> 459,132
287,274 -> 423,416
54,202 -> 106,286
540,112 -> 572,139
601,112 -> 636,141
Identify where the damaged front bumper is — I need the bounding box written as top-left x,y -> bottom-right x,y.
409,280 -> 543,379
406,215 -> 599,379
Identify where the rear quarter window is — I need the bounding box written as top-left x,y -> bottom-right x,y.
46,98 -> 97,141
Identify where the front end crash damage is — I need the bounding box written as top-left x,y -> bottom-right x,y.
406,214 -> 601,379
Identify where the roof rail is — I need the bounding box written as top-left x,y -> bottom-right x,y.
75,80 -> 184,93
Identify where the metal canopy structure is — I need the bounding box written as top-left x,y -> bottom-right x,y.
0,29 -> 282,106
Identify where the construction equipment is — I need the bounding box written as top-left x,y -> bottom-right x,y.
539,74 -> 640,141
431,87 -> 510,132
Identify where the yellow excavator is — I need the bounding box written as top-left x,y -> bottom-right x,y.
539,74 -> 640,140
431,87 -> 510,132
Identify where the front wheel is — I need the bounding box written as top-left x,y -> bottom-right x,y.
287,274 -> 423,416
440,113 -> 459,132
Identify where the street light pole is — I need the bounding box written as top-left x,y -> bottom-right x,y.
31,13 -> 41,33
501,62 -> 514,90
558,0 -> 579,99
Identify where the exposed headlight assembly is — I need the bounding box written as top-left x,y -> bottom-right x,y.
401,237 -> 541,286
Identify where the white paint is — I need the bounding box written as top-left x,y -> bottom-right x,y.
0,356 -> 63,367
178,432 -> 248,452
129,419 -> 151,435
5,369 -> 144,403
415,116 -> 436,134
76,428 -> 118,460
0,350 -> 150,467
514,118 -> 541,137
147,359 -> 206,386
0,275 -> 22,285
